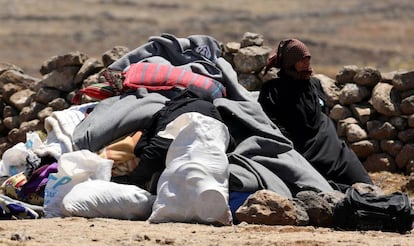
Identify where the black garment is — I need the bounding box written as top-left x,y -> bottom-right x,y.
113,90 -> 223,192
258,76 -> 373,185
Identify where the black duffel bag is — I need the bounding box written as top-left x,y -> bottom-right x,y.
333,187 -> 414,233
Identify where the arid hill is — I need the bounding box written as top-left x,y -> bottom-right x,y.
1,0 -> 413,78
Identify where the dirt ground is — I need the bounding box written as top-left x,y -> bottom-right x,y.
1,217 -> 413,246
1,172 -> 413,246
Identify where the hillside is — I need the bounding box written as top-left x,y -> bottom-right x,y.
1,0 -> 413,78
1,1 -> 414,245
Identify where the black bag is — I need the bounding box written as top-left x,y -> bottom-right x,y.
333,187 -> 414,233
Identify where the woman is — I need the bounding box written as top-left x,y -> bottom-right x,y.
258,38 -> 373,187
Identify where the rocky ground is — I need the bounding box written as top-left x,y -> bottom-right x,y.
0,217 -> 413,246
0,172 -> 413,246
1,1 -> 414,245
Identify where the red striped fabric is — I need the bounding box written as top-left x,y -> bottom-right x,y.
123,62 -> 226,99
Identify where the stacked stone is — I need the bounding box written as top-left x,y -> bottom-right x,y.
223,33 -> 414,174
0,47 -> 130,155
326,67 -> 414,175
1,32 -> 413,176
223,32 -> 414,175
222,32 -> 272,91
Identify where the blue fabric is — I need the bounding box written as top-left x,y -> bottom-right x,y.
229,191 -> 252,224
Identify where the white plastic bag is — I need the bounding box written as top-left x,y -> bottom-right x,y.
62,180 -> 155,220
1,143 -> 27,176
0,132 -> 44,176
43,150 -> 113,218
149,112 -> 232,225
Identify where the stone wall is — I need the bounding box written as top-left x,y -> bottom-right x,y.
0,32 -> 413,175
223,33 -> 414,175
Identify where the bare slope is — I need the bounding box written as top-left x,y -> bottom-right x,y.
0,0 -> 413,78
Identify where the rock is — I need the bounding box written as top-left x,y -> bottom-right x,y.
2,83 -> 23,104
336,117 -> 359,137
353,66 -> 381,87
7,128 -> 24,144
240,32 -> 264,48
34,87 -> 61,105
73,57 -> 104,85
19,101 -> 46,124
48,98 -> 70,111
40,51 -> 88,75
329,104 -> 352,121
37,107 -> 54,122
0,62 -> 24,75
0,137 -> 12,157
0,98 -> 4,117
0,69 -> 41,91
235,190 -> 305,226
7,119 -> 43,144
2,105 -> 18,118
295,190 -> 337,228
237,73 -> 261,91
338,83 -> 370,105
352,182 -> 384,196
102,46 -> 130,68
363,153 -> 397,173
336,65 -> 359,84
36,66 -> 80,92
389,116 -> 407,130
233,46 -> 271,73
350,104 -> 375,125
223,42 -> 240,53
0,119 -> 5,135
380,139 -> 403,157
397,128 -> 414,143
9,89 -> 35,111
392,70 -> 414,91
408,114 -> 414,128
345,123 -> 368,143
395,144 -> 414,169
314,74 -> 340,107
260,67 -> 278,82
380,70 -> 401,83
3,116 -> 19,130
350,140 -> 379,159
400,95 -> 414,115
366,120 -> 397,140
370,82 -> 401,117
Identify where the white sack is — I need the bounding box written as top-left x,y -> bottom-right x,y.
43,150 -> 113,218
149,112 -> 232,225
62,180 -> 155,220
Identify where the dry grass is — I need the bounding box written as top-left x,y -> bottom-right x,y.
0,0 -> 413,78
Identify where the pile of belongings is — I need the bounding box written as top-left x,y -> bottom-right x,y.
1,34 -> 412,232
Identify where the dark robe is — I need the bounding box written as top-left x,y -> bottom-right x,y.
258,75 -> 373,186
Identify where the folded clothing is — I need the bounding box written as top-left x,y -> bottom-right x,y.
123,62 -> 226,100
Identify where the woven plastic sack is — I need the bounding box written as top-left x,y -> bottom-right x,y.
149,112 -> 232,225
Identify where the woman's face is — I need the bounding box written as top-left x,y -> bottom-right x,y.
294,56 -> 312,80
294,56 -> 311,72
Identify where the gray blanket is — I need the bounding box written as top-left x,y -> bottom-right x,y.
72,89 -> 169,152
75,33 -> 333,194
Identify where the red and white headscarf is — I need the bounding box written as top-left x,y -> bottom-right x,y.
264,38 -> 312,74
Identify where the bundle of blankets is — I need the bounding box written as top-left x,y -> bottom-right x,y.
0,33 -> 334,225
